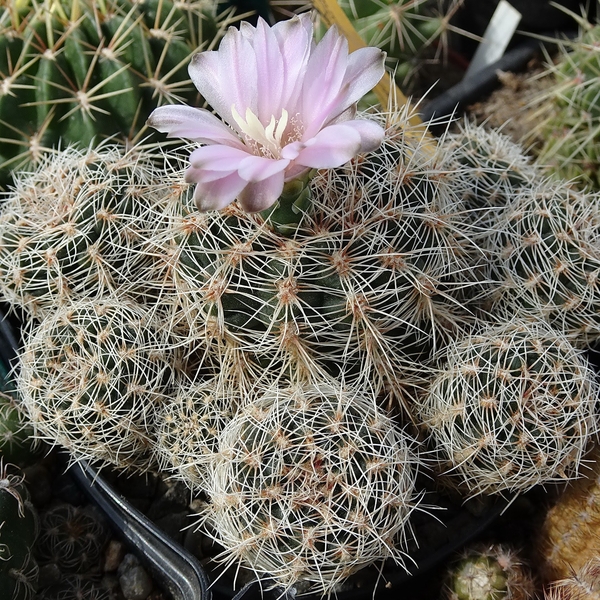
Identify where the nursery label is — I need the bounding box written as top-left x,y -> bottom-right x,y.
466,0 -> 522,78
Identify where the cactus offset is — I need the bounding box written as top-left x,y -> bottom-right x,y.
16,297 -> 175,471
198,377 -> 422,595
416,319 -> 599,496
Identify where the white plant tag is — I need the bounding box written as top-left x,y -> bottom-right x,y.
465,0 -> 522,78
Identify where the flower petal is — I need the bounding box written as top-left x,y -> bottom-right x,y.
272,14 -> 313,113
238,155 -> 290,182
300,25 -> 349,136
237,172 -> 286,212
189,145 -> 251,171
193,173 -> 248,212
147,105 -> 244,148
343,118 -> 385,153
189,26 -> 258,128
329,47 -> 387,117
287,123 -> 363,169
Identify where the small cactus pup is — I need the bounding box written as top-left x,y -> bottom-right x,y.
154,371 -> 241,491
415,318 -> 599,497
445,544 -> 535,600
198,377 -> 422,596
529,15 -> 600,190
0,461 -> 39,600
16,297 -> 175,472
0,0 -> 236,183
487,182 -> 600,348
0,141 -> 181,319
35,503 -> 110,576
536,446 -> 600,583
543,557 -> 600,600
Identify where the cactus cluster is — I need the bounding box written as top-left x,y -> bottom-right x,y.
0,0 -> 235,185
2,97 -> 600,595
531,18 -> 600,190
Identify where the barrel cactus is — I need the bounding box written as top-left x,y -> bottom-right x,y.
0,0 -> 234,184
416,318 -> 599,496
16,297 -> 175,471
0,461 -> 39,600
198,377 -> 421,595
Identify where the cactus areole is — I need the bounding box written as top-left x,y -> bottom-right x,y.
147,13 -> 387,215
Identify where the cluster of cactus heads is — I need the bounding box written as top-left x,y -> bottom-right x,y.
0,461 -> 39,600
416,319 -> 599,496
0,0 -> 236,184
530,16 -> 600,190
199,377 -> 421,595
2,97 -> 600,594
444,544 -> 535,600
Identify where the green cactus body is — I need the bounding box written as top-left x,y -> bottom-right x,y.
16,298 -> 174,471
0,0 -> 231,184
489,183 -> 600,346
0,391 -> 35,466
535,22 -> 600,190
446,545 -> 534,600
0,143 -> 179,319
156,119 -> 478,405
200,378 -> 421,595
416,319 -> 599,496
0,462 -> 39,600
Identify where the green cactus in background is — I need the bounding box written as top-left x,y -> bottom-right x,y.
0,461 -> 39,600
416,318 -> 599,497
16,297 -> 175,471
0,391 -> 36,466
531,17 -> 600,190
199,376 -> 421,596
445,544 -> 535,600
0,0 -> 236,186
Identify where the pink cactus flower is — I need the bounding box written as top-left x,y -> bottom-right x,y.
147,13 -> 386,213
